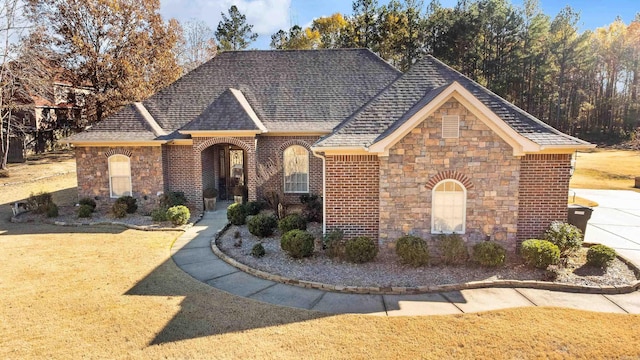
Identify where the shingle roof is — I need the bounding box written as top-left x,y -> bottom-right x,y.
65,104 -> 156,142
181,88 -> 261,131
316,55 -> 590,148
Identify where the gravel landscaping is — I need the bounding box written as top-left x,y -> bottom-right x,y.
217,223 -> 639,288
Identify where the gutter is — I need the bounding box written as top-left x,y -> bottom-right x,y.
312,150 -> 327,236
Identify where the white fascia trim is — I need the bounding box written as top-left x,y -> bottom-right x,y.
368,81 -> 541,156
134,102 -> 167,137
312,150 -> 327,236
229,88 -> 268,133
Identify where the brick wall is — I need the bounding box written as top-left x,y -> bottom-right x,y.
325,155 -> 379,239
256,136 -> 323,204
76,146 -> 164,212
517,153 -> 571,242
163,144 -> 196,206
379,99 -> 521,252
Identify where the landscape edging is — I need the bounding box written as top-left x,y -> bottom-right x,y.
211,226 -> 640,295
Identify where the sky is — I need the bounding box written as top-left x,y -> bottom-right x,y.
159,0 -> 640,50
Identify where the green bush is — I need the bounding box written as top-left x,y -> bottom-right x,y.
167,205 -> 190,226
278,213 -> 307,233
520,239 -> 560,269
251,243 -> 266,258
112,202 -> 128,218
227,203 -> 246,225
115,196 -> 137,214
151,208 -> 168,222
345,236 -> 378,263
280,229 -> 315,258
544,221 -> 583,257
472,241 -> 506,267
437,234 -> 468,265
45,203 -> 59,218
323,229 -> 344,258
77,204 -> 93,218
245,201 -> 265,216
78,197 -> 97,211
587,245 -> 616,269
247,213 -> 277,237
161,191 -> 188,208
395,235 -> 430,267
300,193 -> 322,223
27,191 -> 54,214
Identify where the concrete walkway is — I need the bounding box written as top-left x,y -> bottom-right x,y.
171,205 -> 640,316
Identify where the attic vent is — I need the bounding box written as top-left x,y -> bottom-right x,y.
442,115 -> 459,138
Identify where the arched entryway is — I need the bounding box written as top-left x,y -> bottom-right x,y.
201,144 -> 247,201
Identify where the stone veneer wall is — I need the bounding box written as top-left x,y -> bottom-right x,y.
517,153 -> 572,242
325,154 -> 379,239
379,99 -> 521,253
255,136 -> 323,204
76,146 -> 164,212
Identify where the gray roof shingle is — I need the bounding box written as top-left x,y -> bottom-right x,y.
181,88 -> 260,131
316,55 -> 590,148
66,104 -> 156,142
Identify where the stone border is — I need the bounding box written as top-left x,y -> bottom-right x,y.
9,210 -> 204,232
211,226 -> 640,295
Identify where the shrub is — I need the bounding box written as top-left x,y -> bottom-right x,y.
300,193 -> 322,222
27,191 -> 54,214
167,205 -> 190,226
45,203 -> 59,218
227,203 -> 246,225
520,239 -> 560,269
251,243 -> 266,258
78,197 -> 97,211
544,221 -> 583,257
472,241 -> 506,267
395,235 -> 429,267
161,191 -> 188,208
278,213 -> 307,234
202,188 -> 218,199
115,196 -> 137,214
77,204 -> 93,218
262,190 -> 283,216
245,201 -> 265,216
247,213 -> 277,237
281,229 -> 314,258
437,234 -> 468,265
151,208 -> 168,222
345,236 -> 378,263
323,229 -> 344,258
112,202 -> 128,218
587,245 -> 616,269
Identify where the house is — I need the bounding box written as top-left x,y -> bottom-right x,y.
65,49 -> 594,252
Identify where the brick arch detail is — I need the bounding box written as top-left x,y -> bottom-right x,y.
104,148 -> 133,158
425,171 -> 474,190
195,136 -> 253,153
277,139 -> 312,153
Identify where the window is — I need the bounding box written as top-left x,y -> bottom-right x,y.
284,145 -> 309,193
431,180 -> 466,233
442,115 -> 460,138
108,154 -> 132,198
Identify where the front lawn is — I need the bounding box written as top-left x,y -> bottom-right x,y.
571,149 -> 640,191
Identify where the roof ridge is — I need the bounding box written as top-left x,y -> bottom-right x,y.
228,88 -> 267,132
134,102 -> 167,137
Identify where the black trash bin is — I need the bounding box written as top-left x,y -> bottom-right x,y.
567,205 -> 593,235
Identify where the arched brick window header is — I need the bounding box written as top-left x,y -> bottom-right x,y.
104,148 -> 133,158
277,139 -> 312,152
195,137 -> 253,153
426,171 -> 473,190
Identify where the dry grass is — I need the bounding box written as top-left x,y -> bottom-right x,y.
571,149 -> 640,190
2,153 -> 640,359
568,195 -> 599,207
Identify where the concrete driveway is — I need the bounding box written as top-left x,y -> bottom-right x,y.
572,189 -> 640,267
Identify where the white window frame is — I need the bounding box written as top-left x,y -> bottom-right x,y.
108,154 -> 132,198
442,115 -> 460,139
283,145 -> 309,194
431,179 -> 466,234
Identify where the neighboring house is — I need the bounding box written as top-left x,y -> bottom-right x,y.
65,49 -> 593,252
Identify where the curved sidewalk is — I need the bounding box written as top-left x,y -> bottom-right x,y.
171,209 -> 640,316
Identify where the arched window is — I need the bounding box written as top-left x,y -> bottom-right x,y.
431,179 -> 466,234
108,154 -> 132,198
283,145 -> 309,193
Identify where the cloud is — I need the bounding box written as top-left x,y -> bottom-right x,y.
160,0 -> 291,36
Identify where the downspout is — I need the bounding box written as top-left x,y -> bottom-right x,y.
312,150 -> 327,236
